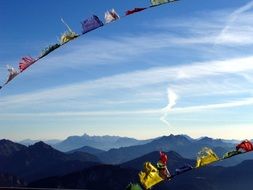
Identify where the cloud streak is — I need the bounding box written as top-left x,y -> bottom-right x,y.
2,56 -> 253,110
2,95 -> 253,118
215,0 -> 253,45
173,97 -> 253,113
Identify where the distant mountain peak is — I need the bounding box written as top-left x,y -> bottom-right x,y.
29,141 -> 53,150
180,134 -> 195,141
199,137 -> 223,142
156,134 -> 191,143
82,133 -> 89,137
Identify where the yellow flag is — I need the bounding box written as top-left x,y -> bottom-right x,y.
151,0 -> 176,6
139,162 -> 164,189
60,19 -> 79,45
60,31 -> 78,44
196,147 -> 219,168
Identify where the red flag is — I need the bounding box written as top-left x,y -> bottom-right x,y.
159,151 -> 168,165
19,56 -> 36,72
125,8 -> 146,16
236,140 -> 253,152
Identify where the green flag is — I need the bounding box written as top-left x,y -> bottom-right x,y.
150,0 -> 176,6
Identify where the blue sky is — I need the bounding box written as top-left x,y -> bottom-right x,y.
1,0 -> 253,141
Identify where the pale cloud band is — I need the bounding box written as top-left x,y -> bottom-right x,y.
1,55 -> 253,107
1,94 -> 253,118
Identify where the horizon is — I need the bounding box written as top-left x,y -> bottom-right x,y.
5,132 -> 250,142
1,0 -> 253,141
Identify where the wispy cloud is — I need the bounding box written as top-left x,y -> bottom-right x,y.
1,56 -> 253,112
173,96 -> 253,113
217,0 -> 253,42
1,95 -> 253,118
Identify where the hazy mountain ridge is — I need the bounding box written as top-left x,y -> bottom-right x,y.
53,133 -> 152,152
19,139 -> 61,146
97,134 -> 233,164
68,146 -> 105,155
18,133 -> 240,153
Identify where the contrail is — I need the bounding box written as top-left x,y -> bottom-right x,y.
160,88 -> 178,127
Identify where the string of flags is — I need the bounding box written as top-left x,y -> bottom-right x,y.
126,139 -> 253,190
0,0 -> 179,90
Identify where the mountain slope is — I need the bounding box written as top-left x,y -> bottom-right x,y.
0,141 -> 101,182
0,173 -> 26,187
0,139 -> 27,157
29,165 -> 138,190
121,151 -> 195,171
156,159 -> 253,190
68,146 -> 105,155
29,154 -> 253,190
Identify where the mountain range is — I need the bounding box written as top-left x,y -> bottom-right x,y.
0,134 -> 252,189
96,135 -> 234,164
52,133 -> 153,152
17,133 -> 243,154
0,140 -> 101,182
50,134 -> 238,164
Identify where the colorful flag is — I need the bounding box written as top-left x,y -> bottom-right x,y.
60,31 -> 78,45
159,151 -> 168,165
126,183 -> 143,190
5,65 -> 19,85
157,152 -> 171,179
139,162 -> 163,189
125,8 -> 146,16
105,9 -> 120,23
60,19 -> 79,45
223,150 -> 242,159
196,147 -> 219,168
236,140 -> 253,152
19,56 -> 36,72
151,0 -> 177,6
39,44 -> 61,59
81,15 -> 103,34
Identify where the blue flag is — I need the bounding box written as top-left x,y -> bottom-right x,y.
81,15 -> 103,34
